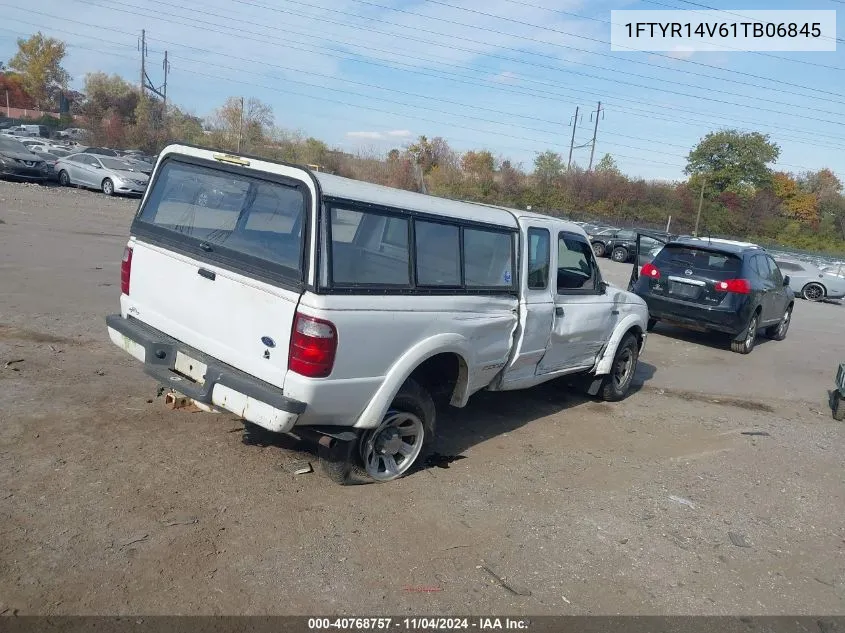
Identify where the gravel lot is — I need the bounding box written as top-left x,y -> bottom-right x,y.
1,181 -> 844,616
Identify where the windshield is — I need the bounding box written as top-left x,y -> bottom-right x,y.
136,160 -> 307,278
0,136 -> 27,152
100,157 -> 136,170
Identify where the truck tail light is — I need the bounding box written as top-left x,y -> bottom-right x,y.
120,246 -> 133,295
641,262 -> 660,279
715,278 -> 751,294
288,313 -> 337,378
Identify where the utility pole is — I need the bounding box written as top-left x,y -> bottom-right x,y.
567,105 -> 579,171
5,90 -> 9,117
161,50 -> 169,112
588,101 -> 603,171
694,177 -> 706,237
236,96 -> 244,152
138,29 -> 146,101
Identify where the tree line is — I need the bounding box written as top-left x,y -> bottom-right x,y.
2,32 -> 844,254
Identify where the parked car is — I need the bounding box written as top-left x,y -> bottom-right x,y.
82,147 -> 120,157
0,135 -> 51,182
38,152 -> 64,181
591,229 -> 664,263
587,227 -> 623,258
774,258 -> 845,301
630,237 -> 794,354
55,153 -> 149,196
106,144 -> 651,484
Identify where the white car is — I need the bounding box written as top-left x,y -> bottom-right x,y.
106,145 -> 650,483
775,259 -> 845,301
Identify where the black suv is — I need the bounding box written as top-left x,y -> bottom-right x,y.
591,229 -> 671,263
630,238 -> 794,354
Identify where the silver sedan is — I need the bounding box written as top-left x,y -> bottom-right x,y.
774,258 -> 845,301
55,153 -> 149,196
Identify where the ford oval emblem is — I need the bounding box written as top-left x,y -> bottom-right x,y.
684,269 -> 693,276
261,336 -> 276,348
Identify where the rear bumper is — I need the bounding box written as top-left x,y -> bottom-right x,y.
642,295 -> 747,335
106,314 -> 306,433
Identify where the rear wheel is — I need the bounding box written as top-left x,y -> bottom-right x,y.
600,333 -> 639,402
611,246 -> 629,263
321,378 -> 435,484
58,170 -> 70,186
101,178 -> 114,196
592,242 -> 606,257
765,304 -> 792,341
730,312 -> 759,354
802,282 -> 825,302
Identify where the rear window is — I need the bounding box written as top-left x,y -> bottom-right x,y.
136,160 -> 307,277
652,245 -> 742,274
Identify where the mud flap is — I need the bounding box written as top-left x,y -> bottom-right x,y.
586,376 -> 604,396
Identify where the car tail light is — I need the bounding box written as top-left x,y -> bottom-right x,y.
120,246 -> 133,295
288,313 -> 337,378
641,262 -> 660,279
714,278 -> 751,294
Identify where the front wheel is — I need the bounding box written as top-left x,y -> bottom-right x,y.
58,170 -> 70,187
802,283 -> 825,302
611,246 -> 629,263
101,178 -> 114,196
730,312 -> 759,354
592,242 -> 606,258
599,333 -> 639,402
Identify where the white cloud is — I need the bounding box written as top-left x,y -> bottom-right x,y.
491,71 -> 520,84
386,130 -> 412,137
347,131 -> 386,139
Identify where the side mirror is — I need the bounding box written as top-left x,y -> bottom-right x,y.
599,280 -> 609,294
783,275 -> 790,287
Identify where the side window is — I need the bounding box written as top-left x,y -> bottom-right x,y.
527,228 -> 550,290
557,232 -> 599,292
415,220 -> 460,286
328,207 -> 410,286
766,256 -> 783,285
463,228 -> 514,287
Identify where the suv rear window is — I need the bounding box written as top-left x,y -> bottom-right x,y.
137,160 -> 306,277
652,245 -> 742,275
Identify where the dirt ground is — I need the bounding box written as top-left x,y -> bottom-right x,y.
1,181 -> 844,616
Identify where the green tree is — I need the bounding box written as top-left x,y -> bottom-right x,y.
595,153 -> 620,175
685,129 -> 780,194
9,33 -> 70,109
83,72 -> 139,120
533,150 -> 564,184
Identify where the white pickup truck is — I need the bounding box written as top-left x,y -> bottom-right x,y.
106,145 -> 649,483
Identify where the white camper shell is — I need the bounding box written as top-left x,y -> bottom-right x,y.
107,144 -> 649,483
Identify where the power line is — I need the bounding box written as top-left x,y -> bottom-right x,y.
501,0 -> 845,71
243,0 -> 845,107
671,0 -> 845,44
69,0 -> 838,120
351,0 -> 845,99
9,6 -> 845,154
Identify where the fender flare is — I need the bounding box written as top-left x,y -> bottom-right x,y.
352,333 -> 472,429
593,313 -> 647,376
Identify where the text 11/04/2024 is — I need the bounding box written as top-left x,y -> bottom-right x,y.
307,618 -> 531,630
610,9 -> 837,52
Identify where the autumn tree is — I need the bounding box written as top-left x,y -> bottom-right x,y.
595,153 -> 620,175
685,129 -> 780,194
0,73 -> 33,108
772,172 -> 819,226
9,33 -> 70,109
406,135 -> 455,173
209,96 -> 273,152
533,150 -> 564,185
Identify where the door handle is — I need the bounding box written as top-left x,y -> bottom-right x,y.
198,268 -> 216,281
555,306 -> 564,316
199,242 -> 213,252
611,309 -> 620,315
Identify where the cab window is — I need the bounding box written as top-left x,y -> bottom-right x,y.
557,232 -> 599,292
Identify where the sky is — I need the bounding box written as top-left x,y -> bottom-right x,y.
1,0 -> 844,182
